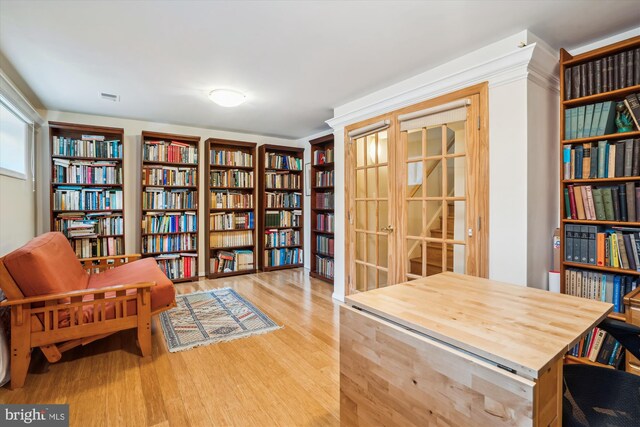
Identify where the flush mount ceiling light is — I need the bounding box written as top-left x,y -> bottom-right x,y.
208,89 -> 246,107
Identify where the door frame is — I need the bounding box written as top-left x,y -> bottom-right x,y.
344,82 -> 489,296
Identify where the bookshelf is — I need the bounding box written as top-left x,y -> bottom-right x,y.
559,36 -> 640,370
205,138 -> 257,278
140,131 -> 200,283
309,134 -> 335,284
257,144 -> 304,271
49,121 -> 125,259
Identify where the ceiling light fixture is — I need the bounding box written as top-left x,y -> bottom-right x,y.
208,89 -> 246,107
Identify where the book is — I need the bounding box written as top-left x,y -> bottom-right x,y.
565,225 -> 575,262
602,58 -> 609,93
625,139 -> 635,177
580,226 -> 589,263
601,187 -> 615,221
608,143 -> 616,178
588,329 -> 607,362
564,109 -> 571,140
590,145 -> 599,178
624,94 -> 640,130
624,234 -> 636,271
612,186 -> 621,220
592,188 -> 605,220
619,184 -> 628,222
597,102 -> 617,136
614,141 -> 625,177
636,48 -> 640,85
628,51 -> 634,88
607,56 -> 615,92
590,103 -> 603,138
627,182 -> 637,222
582,143 -> 591,179
565,68 -> 572,100
597,140 -> 608,178
621,51 -> 627,88
585,186 -> 596,221
580,63 -> 588,97
572,65 -> 581,99
583,104 -> 595,137
596,232 -> 605,266
573,186 -> 586,220
563,146 -> 571,179
633,139 -> 640,176
595,59 -> 602,94
587,61 -> 594,96
577,106 -> 586,139
637,187 -> 640,220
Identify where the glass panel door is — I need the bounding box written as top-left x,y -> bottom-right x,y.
403,119 -> 470,280
353,130 -> 392,291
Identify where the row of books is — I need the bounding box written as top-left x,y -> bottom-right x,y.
265,191 -> 301,209
155,253 -> 197,280
53,187 -> 123,211
316,213 -> 334,232
563,139 -> 640,180
142,234 -> 197,254
315,170 -> 334,187
564,184 -> 640,222
52,136 -> 121,159
54,212 -> 123,237
210,170 -> 253,188
264,210 -> 302,228
210,191 -> 253,209
314,148 -> 334,165
564,48 -> 640,100
142,188 -> 197,210
143,140 -> 197,164
72,236 -> 124,258
209,212 -> 254,230
142,166 -> 197,187
564,101 -> 619,141
315,256 -> 334,279
264,248 -> 303,267
564,268 -> 636,313
315,192 -> 334,209
210,149 -> 253,167
265,172 -> 300,190
142,212 -> 197,234
265,153 -> 302,170
52,159 -> 121,185
316,235 -> 334,256
565,225 -> 640,272
568,326 -> 624,369
211,250 -> 254,273
265,228 -> 300,248
209,230 -> 253,248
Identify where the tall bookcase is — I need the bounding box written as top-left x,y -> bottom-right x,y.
49,121 -> 126,259
205,138 -> 257,278
559,36 -> 640,369
140,131 -> 200,283
258,144 -> 304,271
309,134 -> 335,283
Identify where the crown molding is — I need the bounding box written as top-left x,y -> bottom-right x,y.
326,43 -> 559,130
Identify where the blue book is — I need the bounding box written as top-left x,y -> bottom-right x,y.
590,103 -> 603,137
609,341 -> 620,365
597,101 -> 617,136
571,108 -> 579,140
613,276 -> 621,313
577,106 -> 586,138
575,145 -> 584,179
583,104 -> 595,137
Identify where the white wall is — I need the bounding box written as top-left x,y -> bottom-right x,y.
40,110 -> 299,275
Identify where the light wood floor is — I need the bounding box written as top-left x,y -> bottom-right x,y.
0,268 -> 341,427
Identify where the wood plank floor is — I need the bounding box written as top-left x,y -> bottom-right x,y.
0,268 -> 341,427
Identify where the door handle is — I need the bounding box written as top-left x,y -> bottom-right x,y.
381,225 -> 394,233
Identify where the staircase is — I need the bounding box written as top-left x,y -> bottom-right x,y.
410,203 -> 454,276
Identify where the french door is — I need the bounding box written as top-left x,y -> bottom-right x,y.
345,85 -> 488,294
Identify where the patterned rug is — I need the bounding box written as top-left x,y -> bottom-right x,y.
159,287 -> 281,352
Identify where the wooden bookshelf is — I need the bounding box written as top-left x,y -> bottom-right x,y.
309,134 -> 335,284
140,131 -> 200,283
49,121 -> 126,259
257,144 -> 304,271
205,138 -> 257,278
559,36 -> 640,371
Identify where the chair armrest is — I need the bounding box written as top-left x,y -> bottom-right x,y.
0,281 -> 155,307
80,254 -> 142,273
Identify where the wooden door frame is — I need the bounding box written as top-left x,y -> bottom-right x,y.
344,82 -> 489,296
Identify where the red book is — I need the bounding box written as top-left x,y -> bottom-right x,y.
568,184 -> 577,219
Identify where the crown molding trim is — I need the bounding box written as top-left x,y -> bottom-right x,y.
326,43 -> 559,130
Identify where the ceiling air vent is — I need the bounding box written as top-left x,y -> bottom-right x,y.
100,92 -> 119,102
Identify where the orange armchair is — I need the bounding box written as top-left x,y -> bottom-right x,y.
0,232 -> 176,389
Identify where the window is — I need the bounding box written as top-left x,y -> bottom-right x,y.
0,100 -> 29,179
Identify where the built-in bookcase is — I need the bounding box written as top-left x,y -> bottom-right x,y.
49,121 -> 126,259
258,145 -> 304,271
140,131 -> 200,283
309,134 -> 335,283
559,36 -> 640,370
205,138 -> 257,278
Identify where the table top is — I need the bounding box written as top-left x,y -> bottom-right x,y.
345,272 -> 612,379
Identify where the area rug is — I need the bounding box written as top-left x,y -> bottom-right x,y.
159,287 -> 281,352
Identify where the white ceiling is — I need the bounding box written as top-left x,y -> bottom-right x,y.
1,1 -> 639,139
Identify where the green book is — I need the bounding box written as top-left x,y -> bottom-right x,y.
592,188 -> 606,220
564,109 -> 572,140
597,140 -> 608,178
597,101 -> 616,136
583,104 -> 595,137
577,106 -> 586,139
590,103 -> 603,137
571,108 -> 579,140
564,188 -> 571,219
602,187 -> 615,221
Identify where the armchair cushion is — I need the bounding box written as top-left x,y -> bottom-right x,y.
3,232 -> 89,297
87,257 -> 175,313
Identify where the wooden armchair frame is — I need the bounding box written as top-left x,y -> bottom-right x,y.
0,254 -> 176,390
